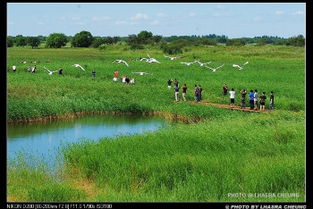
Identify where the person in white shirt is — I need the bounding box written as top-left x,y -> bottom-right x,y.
253,89 -> 259,110
122,75 -> 126,83
229,88 -> 235,108
12,65 -> 17,72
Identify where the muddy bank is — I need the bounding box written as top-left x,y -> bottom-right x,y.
8,111 -> 202,124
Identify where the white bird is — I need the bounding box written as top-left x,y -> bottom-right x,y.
112,59 -> 129,67
132,72 -> 150,75
44,66 -> 58,75
232,64 -> 244,70
205,64 -> 224,72
193,60 -> 210,67
232,61 -> 249,70
145,54 -> 160,63
164,55 -> 178,60
147,58 -> 160,63
72,64 -> 86,71
180,62 -> 194,66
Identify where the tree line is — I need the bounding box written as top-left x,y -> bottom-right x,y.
7,30 -> 305,54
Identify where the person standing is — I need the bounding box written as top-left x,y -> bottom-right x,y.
174,85 -> 180,102
254,89 -> 259,110
31,65 -> 36,73
194,85 -> 199,102
269,91 -> 275,110
249,90 -> 254,110
113,71 -> 119,82
167,79 -> 172,89
223,83 -> 228,96
182,84 -> 187,101
199,85 -> 203,101
92,70 -> 96,79
229,88 -> 235,108
59,68 -> 64,75
260,92 -> 267,111
12,65 -> 17,72
240,89 -> 247,109
174,79 -> 179,88
125,76 -> 130,84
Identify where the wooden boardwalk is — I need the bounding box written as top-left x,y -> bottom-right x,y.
173,100 -> 270,113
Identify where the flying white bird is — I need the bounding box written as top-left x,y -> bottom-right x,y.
180,62 -> 194,66
232,61 -> 249,70
112,59 -> 129,67
164,55 -> 178,60
72,64 -> 86,71
44,66 -> 58,75
193,60 -> 211,67
132,72 -> 150,75
205,64 -> 224,72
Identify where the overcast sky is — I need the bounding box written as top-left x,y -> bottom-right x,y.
7,3 -> 305,38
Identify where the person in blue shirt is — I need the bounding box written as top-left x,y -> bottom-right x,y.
249,90 -> 254,110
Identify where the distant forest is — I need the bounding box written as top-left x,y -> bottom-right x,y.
7,30 -> 305,54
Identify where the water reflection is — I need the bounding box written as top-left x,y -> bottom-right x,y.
8,114 -> 167,168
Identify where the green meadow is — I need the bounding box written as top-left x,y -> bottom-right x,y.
7,44 -> 305,202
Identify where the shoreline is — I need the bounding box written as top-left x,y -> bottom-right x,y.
7,110 -> 202,124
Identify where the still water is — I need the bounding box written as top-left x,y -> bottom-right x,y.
8,114 -> 167,168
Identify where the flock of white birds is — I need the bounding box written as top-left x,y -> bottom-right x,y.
111,53 -> 249,73
14,54 -> 249,76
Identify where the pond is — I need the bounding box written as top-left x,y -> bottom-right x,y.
7,114 -> 168,169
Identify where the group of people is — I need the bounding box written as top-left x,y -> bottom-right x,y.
112,71 -> 135,84
223,84 -> 275,111
10,65 -> 65,75
168,79 -> 203,102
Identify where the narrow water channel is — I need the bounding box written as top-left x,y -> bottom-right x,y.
8,114 -> 168,168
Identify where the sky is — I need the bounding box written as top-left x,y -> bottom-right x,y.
7,3 -> 306,38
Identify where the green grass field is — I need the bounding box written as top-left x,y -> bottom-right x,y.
7,44 -> 305,202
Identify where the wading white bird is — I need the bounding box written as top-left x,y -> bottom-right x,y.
164,55 -> 178,60
232,61 -> 249,70
132,72 -> 150,75
147,58 -> 160,63
72,64 -> 86,71
180,62 -> 194,66
112,59 -> 129,67
146,54 -> 160,63
44,66 -> 58,75
205,64 -> 224,72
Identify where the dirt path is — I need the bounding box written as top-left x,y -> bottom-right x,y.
174,100 -> 270,113
63,168 -> 103,200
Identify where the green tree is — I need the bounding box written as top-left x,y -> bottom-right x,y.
90,38 -> 105,48
226,38 -> 246,46
152,35 -> 162,44
71,31 -> 93,47
27,37 -> 41,48
15,35 -> 27,47
161,39 -> 191,54
7,36 -> 15,47
46,33 -> 68,48
137,30 -> 153,44
126,34 -> 144,50
286,35 -> 305,47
